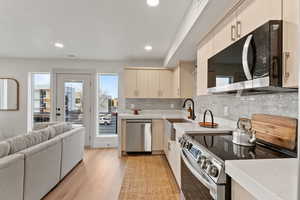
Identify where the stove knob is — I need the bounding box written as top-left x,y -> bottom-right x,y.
209,165 -> 219,177
199,156 -> 208,169
187,143 -> 193,150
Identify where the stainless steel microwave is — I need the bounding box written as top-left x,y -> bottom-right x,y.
207,20 -> 289,93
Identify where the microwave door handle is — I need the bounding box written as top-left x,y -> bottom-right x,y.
242,34 -> 253,80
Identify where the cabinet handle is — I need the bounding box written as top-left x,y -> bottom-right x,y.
231,25 -> 236,41
283,52 -> 291,81
236,21 -> 242,38
168,142 -> 171,150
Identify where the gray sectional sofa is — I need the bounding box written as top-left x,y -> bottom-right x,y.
0,122 -> 85,200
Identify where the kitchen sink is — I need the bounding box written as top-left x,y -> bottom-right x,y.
166,118 -> 191,123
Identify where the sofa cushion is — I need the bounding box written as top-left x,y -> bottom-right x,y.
0,141 -> 10,158
33,121 -> 59,131
48,126 -> 56,139
6,135 -> 27,154
51,122 -> 72,137
63,122 -> 72,132
31,128 -> 50,142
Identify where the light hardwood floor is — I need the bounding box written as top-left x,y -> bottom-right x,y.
43,149 -> 179,200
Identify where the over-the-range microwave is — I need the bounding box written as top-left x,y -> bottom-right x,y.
207,20 -> 295,93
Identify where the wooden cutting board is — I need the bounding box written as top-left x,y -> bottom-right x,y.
252,114 -> 298,150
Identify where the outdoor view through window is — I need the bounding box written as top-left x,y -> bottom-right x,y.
98,74 -> 118,135
32,73 -> 51,124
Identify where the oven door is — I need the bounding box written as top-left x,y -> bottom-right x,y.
181,150 -> 225,200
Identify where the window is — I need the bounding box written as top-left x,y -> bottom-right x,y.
98,74 -> 118,135
216,76 -> 234,87
32,73 -> 51,124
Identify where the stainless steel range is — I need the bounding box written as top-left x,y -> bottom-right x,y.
179,133 -> 295,200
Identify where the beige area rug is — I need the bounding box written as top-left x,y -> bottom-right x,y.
119,155 -> 180,200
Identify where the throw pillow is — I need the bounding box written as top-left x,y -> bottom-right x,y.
0,141 -> 10,158
6,135 -> 27,154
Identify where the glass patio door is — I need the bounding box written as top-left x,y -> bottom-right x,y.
56,74 -> 91,146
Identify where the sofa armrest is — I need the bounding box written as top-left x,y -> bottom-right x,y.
0,154 -> 24,170
58,127 -> 85,139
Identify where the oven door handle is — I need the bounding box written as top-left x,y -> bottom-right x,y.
181,151 -> 216,195
242,34 -> 253,80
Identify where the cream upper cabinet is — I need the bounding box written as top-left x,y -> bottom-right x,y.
213,12 -> 237,55
176,61 -> 194,98
124,69 -> 138,98
197,37 -> 213,96
136,69 -> 149,98
282,0 -> 299,88
173,66 -> 180,98
159,70 -> 174,98
236,0 -> 282,38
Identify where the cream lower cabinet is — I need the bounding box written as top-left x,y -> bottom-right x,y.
282,0 -> 299,88
231,180 -> 257,200
152,120 -> 164,152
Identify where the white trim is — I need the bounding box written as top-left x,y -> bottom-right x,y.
52,69 -> 97,147
95,73 -> 119,147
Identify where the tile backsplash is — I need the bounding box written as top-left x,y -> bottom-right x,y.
125,98 -> 183,110
193,92 -> 298,121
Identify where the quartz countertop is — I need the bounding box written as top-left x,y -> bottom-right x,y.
118,111 -> 186,120
226,159 -> 299,200
173,121 -> 233,134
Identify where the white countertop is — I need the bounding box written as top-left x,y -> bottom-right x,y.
118,111 -> 186,120
173,122 -> 233,134
226,159 -> 299,200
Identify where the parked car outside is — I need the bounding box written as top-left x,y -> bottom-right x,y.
99,117 -> 111,125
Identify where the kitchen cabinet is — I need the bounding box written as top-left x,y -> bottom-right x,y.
197,37 -> 213,96
159,70 -> 174,98
173,61 -> 195,98
282,0 -> 299,88
124,64 -> 194,98
211,0 -> 282,55
152,120 -> 164,153
124,69 -> 138,98
231,180 -> 256,200
235,0 -> 281,38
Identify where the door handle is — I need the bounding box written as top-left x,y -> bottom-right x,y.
242,34 -> 253,80
236,21 -> 242,38
56,113 -> 61,116
283,52 -> 291,81
231,25 -> 236,41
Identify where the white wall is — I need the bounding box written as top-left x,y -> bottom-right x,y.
0,58 -> 162,137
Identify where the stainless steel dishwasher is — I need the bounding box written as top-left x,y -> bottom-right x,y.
126,119 -> 152,153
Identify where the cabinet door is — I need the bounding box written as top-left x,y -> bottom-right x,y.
197,39 -> 212,96
159,70 -> 174,98
179,61 -> 194,98
173,66 -> 180,98
236,0 -> 282,38
283,0 -> 299,88
124,70 -> 137,98
147,70 -> 160,98
136,70 -> 160,98
213,12 -> 237,54
152,120 -> 164,151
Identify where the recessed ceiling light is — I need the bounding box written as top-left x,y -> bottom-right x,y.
147,0 -> 159,7
54,42 -> 64,48
144,45 -> 153,51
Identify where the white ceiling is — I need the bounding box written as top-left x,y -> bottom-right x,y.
0,0 -> 191,61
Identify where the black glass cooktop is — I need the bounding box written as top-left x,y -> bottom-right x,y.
187,134 -> 295,161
